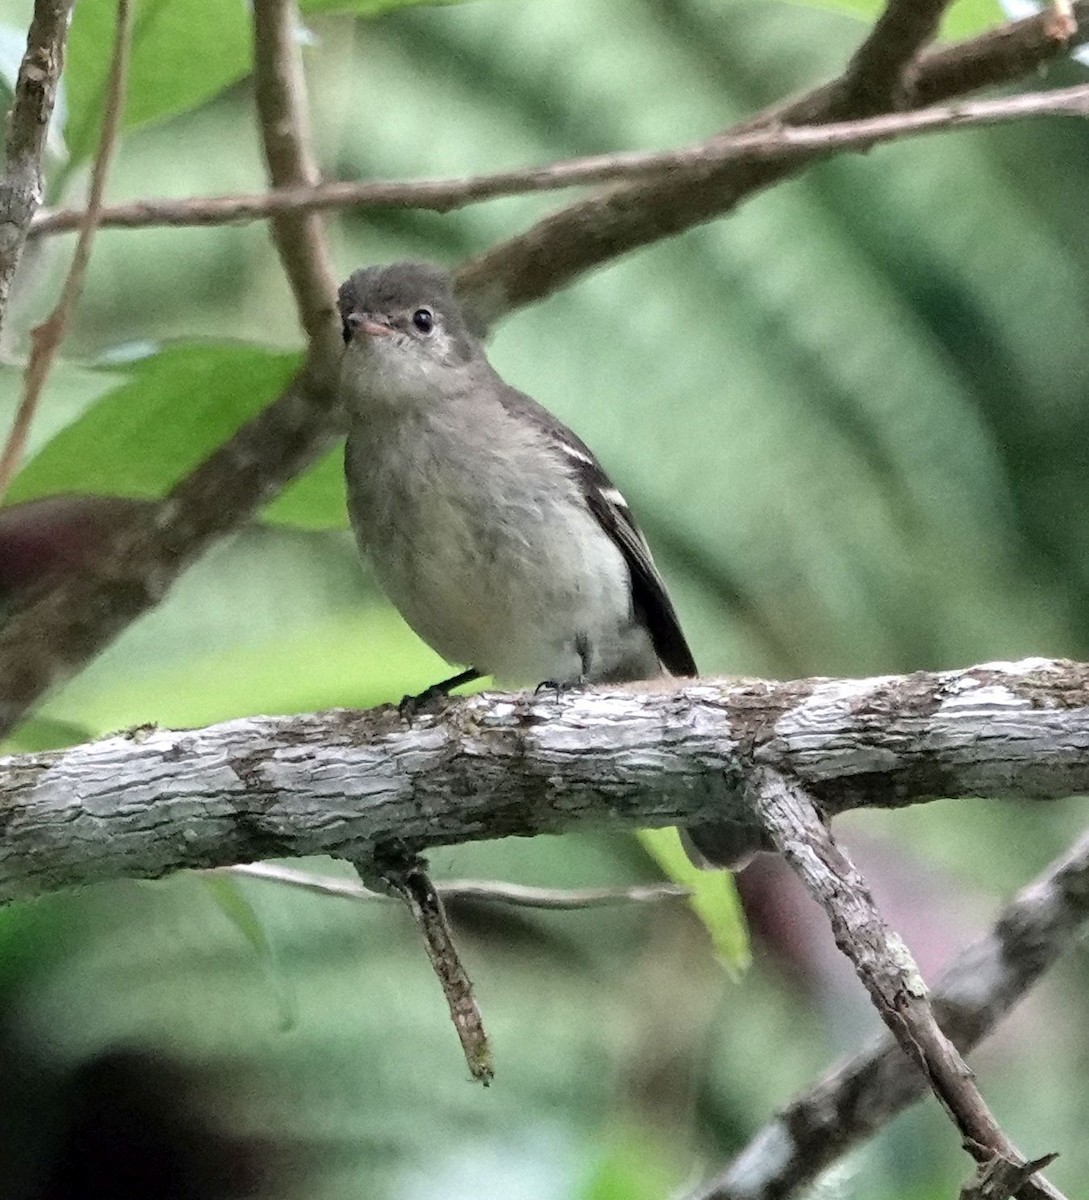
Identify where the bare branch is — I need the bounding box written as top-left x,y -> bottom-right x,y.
356,845 -> 492,1084
0,0 -> 133,505
221,861 -> 689,908
251,0 -> 338,353
690,826 -> 1089,1200
840,0 -> 955,114
0,0 -> 71,338
455,2 -> 1088,329
2,657 -> 1088,903
750,767 -> 1065,1200
26,84 -> 1089,239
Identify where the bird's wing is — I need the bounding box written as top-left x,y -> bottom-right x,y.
496,384 -> 698,677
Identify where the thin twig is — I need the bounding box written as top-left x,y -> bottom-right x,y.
354,847 -> 493,1084
0,0 -> 133,507
26,84 -> 1089,240
251,0 -> 338,353
0,0 -> 72,340
220,860 -> 690,908
748,767 -> 1066,1200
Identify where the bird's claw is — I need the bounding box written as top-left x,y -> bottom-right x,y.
533,677 -> 586,701
398,685 -> 451,719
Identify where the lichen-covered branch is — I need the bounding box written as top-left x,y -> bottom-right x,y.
1,657 -> 1087,904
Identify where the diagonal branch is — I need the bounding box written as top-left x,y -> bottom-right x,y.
749,766 -> 1064,1200
840,0 -> 956,114
0,369 -> 342,738
690,826 -> 1089,1200
26,84 -> 1089,238
0,0 -> 134,505
353,844 -> 493,1083
0,0 -> 72,337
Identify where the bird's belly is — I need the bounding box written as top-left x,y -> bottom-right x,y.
348,441 -> 654,685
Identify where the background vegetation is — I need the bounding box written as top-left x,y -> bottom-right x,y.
0,0 -> 1087,1197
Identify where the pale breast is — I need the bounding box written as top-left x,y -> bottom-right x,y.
345,402 -> 656,686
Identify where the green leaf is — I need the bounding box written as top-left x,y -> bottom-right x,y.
64,0 -> 253,164
5,343 -> 301,507
786,0 -> 1004,38
637,828 -> 750,973
941,0 -> 1005,36
203,873 -> 297,1031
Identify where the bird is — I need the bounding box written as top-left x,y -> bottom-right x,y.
339,261 -> 747,867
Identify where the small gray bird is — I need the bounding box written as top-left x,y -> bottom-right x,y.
340,261 -> 746,867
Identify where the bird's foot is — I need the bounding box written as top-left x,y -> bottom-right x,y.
533,676 -> 586,702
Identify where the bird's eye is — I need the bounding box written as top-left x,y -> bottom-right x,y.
412,308 -> 434,333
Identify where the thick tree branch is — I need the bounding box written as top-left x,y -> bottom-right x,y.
750,766 -> 1064,1200
0,0 -> 71,339
455,2 -> 1088,328
691,825 -> 1089,1200
27,84 -> 1089,239
1,657 -> 1087,903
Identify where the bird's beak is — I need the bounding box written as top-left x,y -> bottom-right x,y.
361,317 -> 394,337
345,312 -> 394,340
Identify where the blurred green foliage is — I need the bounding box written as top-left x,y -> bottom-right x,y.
1,0 -> 1088,1197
